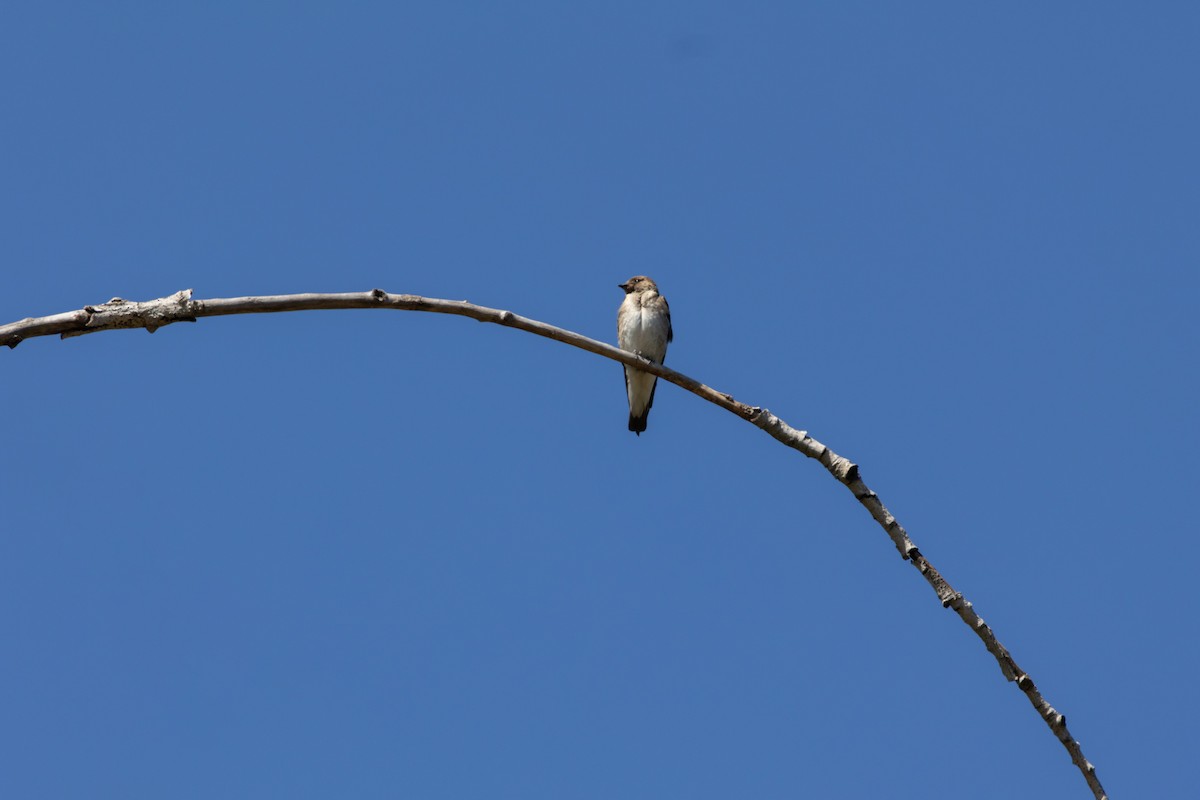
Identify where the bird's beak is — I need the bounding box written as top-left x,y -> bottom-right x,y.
618,282 -> 631,292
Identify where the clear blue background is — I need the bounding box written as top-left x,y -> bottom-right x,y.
3,3 -> 1196,798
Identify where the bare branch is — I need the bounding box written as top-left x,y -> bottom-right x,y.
0,289 -> 1108,799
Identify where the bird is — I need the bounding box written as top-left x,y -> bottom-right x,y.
617,276 -> 673,435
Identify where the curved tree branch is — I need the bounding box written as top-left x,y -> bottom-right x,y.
0,288 -> 1108,799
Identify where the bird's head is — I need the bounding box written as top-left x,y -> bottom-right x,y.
619,276 -> 658,294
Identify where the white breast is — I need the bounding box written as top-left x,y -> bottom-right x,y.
619,297 -> 668,363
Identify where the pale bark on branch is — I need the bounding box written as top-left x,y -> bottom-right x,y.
0,288 -> 1108,799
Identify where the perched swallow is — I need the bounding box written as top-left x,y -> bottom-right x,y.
617,276 -> 673,435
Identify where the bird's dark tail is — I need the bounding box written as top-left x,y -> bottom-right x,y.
628,413 -> 648,435
627,376 -> 656,436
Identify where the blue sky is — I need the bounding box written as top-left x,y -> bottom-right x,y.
2,3 -> 1196,798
